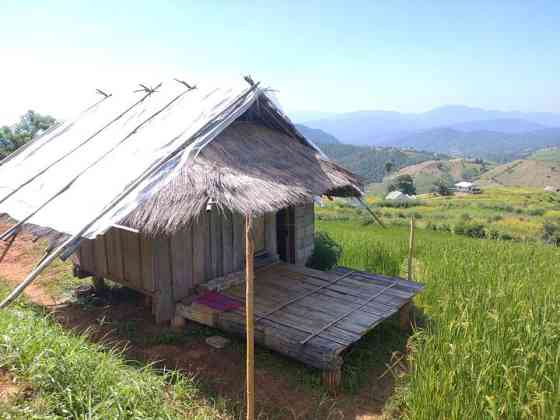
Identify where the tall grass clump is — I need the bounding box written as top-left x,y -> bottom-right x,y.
317,220 -> 560,419
0,287 -> 229,419
317,221 -> 406,276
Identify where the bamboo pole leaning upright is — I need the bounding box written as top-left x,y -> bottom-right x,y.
245,214 -> 255,420
408,215 -> 416,281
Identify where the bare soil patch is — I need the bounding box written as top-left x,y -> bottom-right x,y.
0,368 -> 32,404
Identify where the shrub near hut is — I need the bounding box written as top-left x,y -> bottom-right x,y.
307,232 -> 342,270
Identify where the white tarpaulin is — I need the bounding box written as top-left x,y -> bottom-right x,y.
0,78 -> 263,242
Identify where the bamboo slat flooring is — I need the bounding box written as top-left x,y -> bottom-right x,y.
176,262 -> 423,370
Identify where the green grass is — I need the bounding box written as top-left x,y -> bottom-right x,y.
318,220 -> 560,419
529,147 -> 560,161
318,187 -> 560,242
0,285 -> 231,419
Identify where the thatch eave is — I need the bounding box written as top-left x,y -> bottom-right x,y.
122,121 -> 363,237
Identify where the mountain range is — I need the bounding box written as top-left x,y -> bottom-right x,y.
388,127 -> 560,162
292,105 -> 560,161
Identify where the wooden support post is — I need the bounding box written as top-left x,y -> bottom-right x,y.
408,215 -> 416,281
322,366 -> 342,395
0,230 -> 18,264
245,215 -> 255,420
399,302 -> 412,331
92,276 -> 105,292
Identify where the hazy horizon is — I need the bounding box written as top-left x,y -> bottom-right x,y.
2,1 -> 560,123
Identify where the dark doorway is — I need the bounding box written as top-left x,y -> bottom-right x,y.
276,207 -> 295,263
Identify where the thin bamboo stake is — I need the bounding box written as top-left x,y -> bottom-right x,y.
355,197 -> 386,228
408,215 -> 416,281
245,214 -> 255,420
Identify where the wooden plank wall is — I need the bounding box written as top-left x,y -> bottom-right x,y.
294,203 -> 315,266
76,209 -> 280,323
192,211 -> 208,289
78,228 -> 153,293
153,237 -> 173,322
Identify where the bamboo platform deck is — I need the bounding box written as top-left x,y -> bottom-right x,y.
175,262 -> 423,375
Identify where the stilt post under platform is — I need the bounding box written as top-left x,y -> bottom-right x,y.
322,366 -> 342,395
245,214 -> 255,420
399,301 -> 412,331
93,276 -> 105,292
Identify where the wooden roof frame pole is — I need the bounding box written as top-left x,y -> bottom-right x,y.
245,214 -> 255,420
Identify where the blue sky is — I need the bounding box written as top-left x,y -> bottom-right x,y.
2,1 -> 559,122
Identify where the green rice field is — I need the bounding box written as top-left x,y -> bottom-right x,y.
318,220 -> 560,419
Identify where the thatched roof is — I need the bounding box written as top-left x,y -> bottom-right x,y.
124,121 -> 362,236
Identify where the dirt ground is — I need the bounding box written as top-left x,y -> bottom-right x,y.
0,368 -> 20,403
0,226 -> 401,419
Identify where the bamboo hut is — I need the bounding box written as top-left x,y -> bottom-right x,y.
0,77 -> 422,386
74,120 -> 361,323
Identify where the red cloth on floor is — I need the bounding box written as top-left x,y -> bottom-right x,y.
194,291 -> 242,311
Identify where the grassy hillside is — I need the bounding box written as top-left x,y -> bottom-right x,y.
318,187 -> 560,242
318,220 -> 560,419
529,146 -> 560,161
478,159 -> 560,188
367,158 -> 492,194
397,158 -> 491,193
320,143 -> 448,182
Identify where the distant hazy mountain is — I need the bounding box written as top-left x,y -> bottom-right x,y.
295,124 -> 340,145
449,118 -> 547,134
389,127 -> 560,162
302,105 -> 560,147
289,111 -> 340,123
303,110 -> 418,145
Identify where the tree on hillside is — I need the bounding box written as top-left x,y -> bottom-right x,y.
384,161 -> 394,174
387,174 -> 416,195
0,110 -> 57,158
432,178 -> 453,196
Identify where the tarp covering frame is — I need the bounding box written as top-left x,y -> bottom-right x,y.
0,78 -> 303,247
